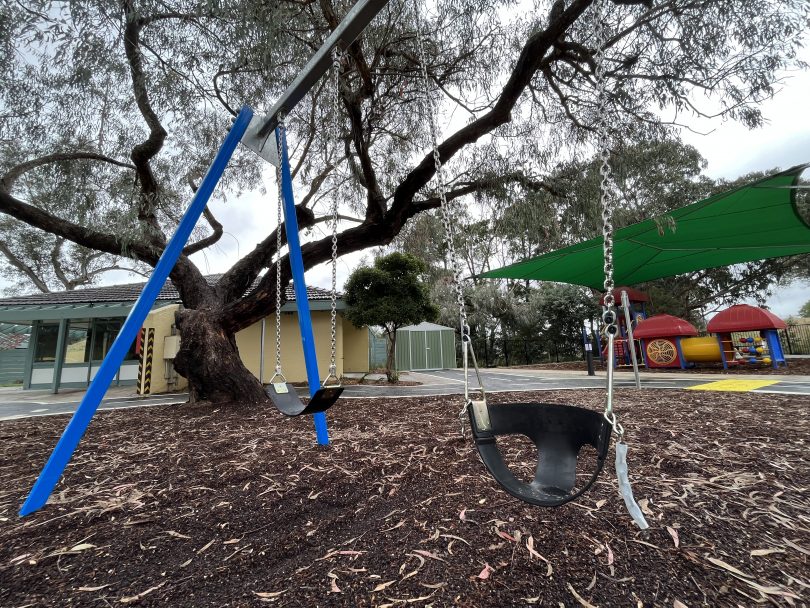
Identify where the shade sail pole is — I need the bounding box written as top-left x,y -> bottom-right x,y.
19,107 -> 254,517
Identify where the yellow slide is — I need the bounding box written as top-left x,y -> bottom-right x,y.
680,336 -> 722,363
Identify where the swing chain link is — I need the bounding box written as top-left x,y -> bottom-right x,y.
271,115 -> 288,384
595,0 -> 614,312
412,2 -> 469,344
413,1 -> 483,436
325,48 -> 342,383
593,0 -> 623,440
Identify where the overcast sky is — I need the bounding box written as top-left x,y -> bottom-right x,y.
5,34 -> 810,320
677,48 -> 810,318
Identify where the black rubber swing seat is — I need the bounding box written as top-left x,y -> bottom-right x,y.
265,382 -> 343,417
467,401 -> 611,507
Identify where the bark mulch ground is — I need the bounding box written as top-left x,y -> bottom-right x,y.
0,389 -> 807,607
522,358 -> 810,375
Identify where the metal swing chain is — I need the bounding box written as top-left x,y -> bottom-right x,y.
325,48 -> 342,386
271,115 -> 288,385
593,2 -> 647,530
593,0 -> 624,440
412,0 -> 485,428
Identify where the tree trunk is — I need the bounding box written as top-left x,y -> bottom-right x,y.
173,308 -> 267,405
385,331 -> 398,382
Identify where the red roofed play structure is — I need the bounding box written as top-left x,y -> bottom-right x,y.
599,286 -> 650,307
634,314 -> 722,369
633,315 -> 698,339
707,304 -> 787,369
598,291 -> 788,370
706,304 -> 787,333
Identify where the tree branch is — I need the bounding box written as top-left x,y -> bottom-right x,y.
50,237 -> 71,290
1,152 -> 135,191
388,0 -> 594,225
123,0 -> 168,243
0,188 -> 157,263
0,238 -> 50,293
182,176 -> 224,256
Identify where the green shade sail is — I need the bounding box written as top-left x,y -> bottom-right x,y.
482,163 -> 810,289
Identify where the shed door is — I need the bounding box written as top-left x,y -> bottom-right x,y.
409,331 -> 427,370
441,330 -> 457,368
425,331 -> 443,370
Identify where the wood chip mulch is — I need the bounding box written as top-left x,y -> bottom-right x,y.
0,388 -> 807,607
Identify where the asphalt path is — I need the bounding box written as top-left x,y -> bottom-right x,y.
0,392 -> 187,421
342,368 -> 810,397
1,368 -> 808,421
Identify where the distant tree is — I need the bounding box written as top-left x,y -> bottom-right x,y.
344,253 -> 438,382
800,300 -> 810,318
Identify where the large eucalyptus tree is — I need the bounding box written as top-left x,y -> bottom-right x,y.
1,0 -> 807,403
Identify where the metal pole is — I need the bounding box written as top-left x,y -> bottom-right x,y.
22,321 -> 38,390
621,290 -> 641,389
86,321 -> 97,385
50,319 -> 68,394
275,126 -> 330,446
583,327 -> 595,376
19,107 -> 254,517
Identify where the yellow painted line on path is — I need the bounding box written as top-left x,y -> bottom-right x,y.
686,379 -> 780,392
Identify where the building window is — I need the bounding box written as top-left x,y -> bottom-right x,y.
91,320 -> 138,362
33,319 -> 138,365
34,323 -> 60,363
65,321 -> 89,364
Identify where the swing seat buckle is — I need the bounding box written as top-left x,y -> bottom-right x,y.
321,371 -> 341,389
468,399 -> 491,433
272,382 -> 289,395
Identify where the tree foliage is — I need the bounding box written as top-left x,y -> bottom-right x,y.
344,253 -> 437,380
393,139 -> 809,349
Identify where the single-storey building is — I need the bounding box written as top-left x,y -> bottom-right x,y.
0,276 -> 370,394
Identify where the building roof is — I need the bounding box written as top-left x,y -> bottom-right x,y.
633,314 -> 699,339
0,323 -> 30,350
0,274 -> 338,307
399,322 -> 456,332
707,304 -> 786,333
0,275 -> 343,325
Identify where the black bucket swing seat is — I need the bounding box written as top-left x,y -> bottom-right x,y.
467,399 -> 611,507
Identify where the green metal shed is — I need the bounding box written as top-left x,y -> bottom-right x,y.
395,322 -> 457,371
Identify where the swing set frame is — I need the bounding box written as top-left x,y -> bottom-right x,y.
19,0 -> 391,517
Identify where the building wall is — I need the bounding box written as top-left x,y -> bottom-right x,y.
19,305 -> 369,392
139,304 -> 188,394
343,320 -> 369,373
235,312 -> 369,384
237,311 -> 341,384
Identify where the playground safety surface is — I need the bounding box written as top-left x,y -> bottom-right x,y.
0,389 -> 807,606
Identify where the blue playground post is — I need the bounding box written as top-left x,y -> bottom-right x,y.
275,126 -> 330,446
19,107 -> 254,516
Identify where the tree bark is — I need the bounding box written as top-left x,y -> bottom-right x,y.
173,308 -> 267,405
385,330 -> 398,382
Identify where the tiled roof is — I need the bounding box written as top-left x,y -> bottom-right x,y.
0,274 -> 339,307
0,323 -> 29,350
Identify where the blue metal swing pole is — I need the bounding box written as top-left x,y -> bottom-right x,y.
19,107 -> 254,516
275,126 -> 330,445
